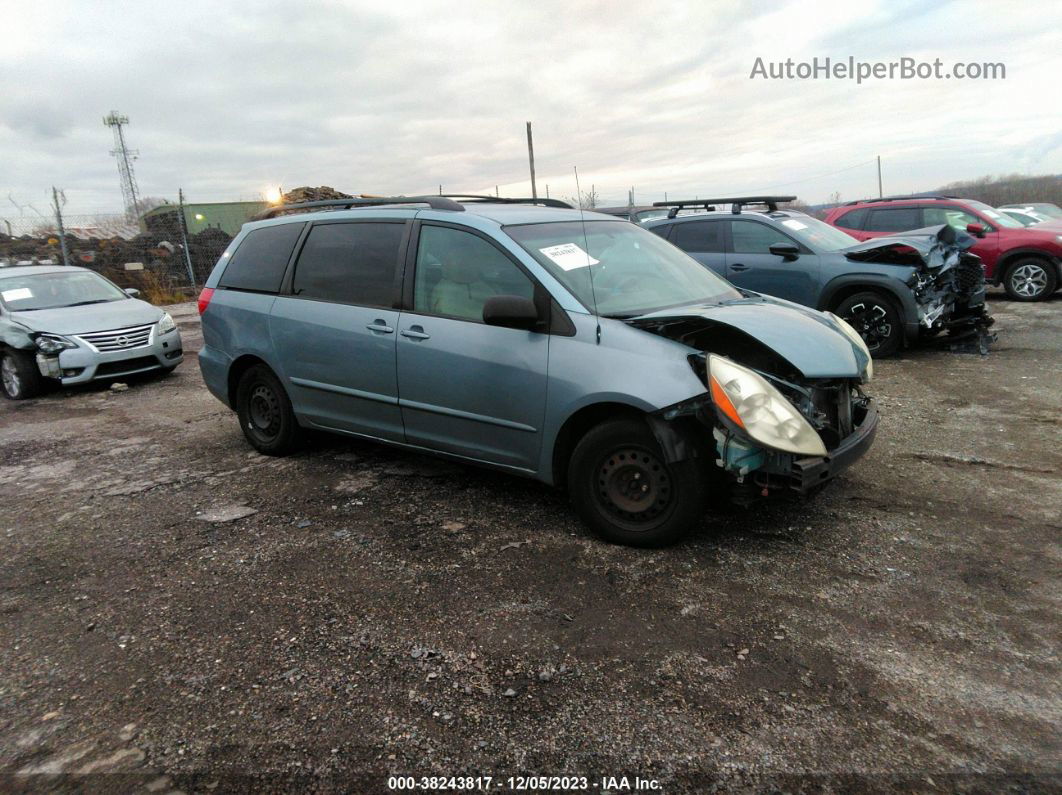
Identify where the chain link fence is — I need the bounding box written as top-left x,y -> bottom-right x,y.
0,203 -> 237,304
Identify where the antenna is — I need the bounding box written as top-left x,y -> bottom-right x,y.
103,111 -> 141,222
573,166 -> 601,345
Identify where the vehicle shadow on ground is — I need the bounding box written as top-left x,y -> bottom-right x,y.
299,429 -> 819,555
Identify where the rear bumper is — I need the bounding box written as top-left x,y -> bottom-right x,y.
790,401 -> 879,492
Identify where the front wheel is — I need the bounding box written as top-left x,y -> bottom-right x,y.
567,418 -> 706,547
1003,258 -> 1057,301
835,291 -> 903,358
1,349 -> 45,400
235,364 -> 302,455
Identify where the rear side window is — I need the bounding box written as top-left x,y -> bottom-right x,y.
865,207 -> 921,232
834,208 -> 867,230
292,222 -> 404,307
219,222 -> 304,293
671,221 -> 725,253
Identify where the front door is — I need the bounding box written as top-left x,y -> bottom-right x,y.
396,223 -> 549,471
270,220 -> 407,440
725,219 -> 820,306
666,219 -> 727,278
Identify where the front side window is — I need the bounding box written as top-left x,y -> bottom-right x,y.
414,225 -> 534,322
865,207 -> 921,232
292,222 -> 403,307
505,220 -> 740,317
220,222 -> 304,293
729,220 -> 794,254
924,206 -> 982,232
0,270 -> 127,312
671,221 -> 725,253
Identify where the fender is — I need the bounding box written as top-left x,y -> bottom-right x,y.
0,319 -> 36,351
818,273 -> 920,341
993,247 -> 1062,284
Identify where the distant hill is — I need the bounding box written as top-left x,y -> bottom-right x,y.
934,173 -> 1061,207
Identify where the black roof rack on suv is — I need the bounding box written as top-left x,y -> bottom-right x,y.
255,196 -> 465,220
653,195 -> 797,218
842,195 -> 959,206
437,194 -> 575,209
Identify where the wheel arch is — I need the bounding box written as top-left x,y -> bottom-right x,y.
227,353 -> 273,408
549,401 -> 650,489
996,248 -> 1060,279
818,275 -> 919,341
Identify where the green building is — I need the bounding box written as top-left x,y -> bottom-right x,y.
141,200 -> 268,238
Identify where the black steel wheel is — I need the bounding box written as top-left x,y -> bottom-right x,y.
568,418 -> 705,547
235,364 -> 301,455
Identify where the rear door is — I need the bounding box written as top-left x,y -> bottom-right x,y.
724,219 -> 820,306
269,219 -> 408,440
664,219 -> 727,277
395,222 -> 549,471
862,205 -> 922,239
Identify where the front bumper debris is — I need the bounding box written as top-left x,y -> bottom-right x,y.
790,401 -> 879,493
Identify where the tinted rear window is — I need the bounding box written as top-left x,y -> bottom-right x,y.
834,208 -> 867,230
865,207 -> 921,232
671,221 -> 725,252
219,222 -> 304,293
292,222 -> 404,307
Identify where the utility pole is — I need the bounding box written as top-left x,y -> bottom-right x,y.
103,111 -> 142,222
177,188 -> 195,288
877,155 -> 883,198
51,187 -> 71,267
545,184 -> 549,198
526,121 -> 538,199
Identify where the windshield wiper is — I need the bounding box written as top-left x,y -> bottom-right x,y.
64,299 -> 114,307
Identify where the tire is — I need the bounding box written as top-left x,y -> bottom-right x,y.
835,291 -> 903,358
1,349 -> 45,400
235,364 -> 302,456
567,418 -> 706,547
1003,258 -> 1057,301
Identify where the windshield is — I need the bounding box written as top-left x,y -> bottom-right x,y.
505,220 -> 741,317
771,214 -> 860,251
966,200 -> 1023,228
0,270 -> 127,311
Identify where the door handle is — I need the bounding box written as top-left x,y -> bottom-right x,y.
400,326 -> 431,340
366,320 -> 394,334
730,263 -> 749,271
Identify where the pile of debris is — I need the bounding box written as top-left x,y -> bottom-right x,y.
280,186 -> 353,204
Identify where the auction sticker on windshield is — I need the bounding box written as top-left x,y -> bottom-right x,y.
781,219 -> 808,231
539,243 -> 600,271
2,288 -> 32,302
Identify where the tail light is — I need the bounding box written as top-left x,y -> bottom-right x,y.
197,287 -> 215,315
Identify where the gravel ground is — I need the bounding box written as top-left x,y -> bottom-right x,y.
0,294 -> 1059,793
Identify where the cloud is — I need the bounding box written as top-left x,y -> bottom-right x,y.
0,0 -> 1060,213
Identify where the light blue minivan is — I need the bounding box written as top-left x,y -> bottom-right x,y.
198,196 -> 878,546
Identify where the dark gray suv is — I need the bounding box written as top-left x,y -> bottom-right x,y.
645,197 -> 992,357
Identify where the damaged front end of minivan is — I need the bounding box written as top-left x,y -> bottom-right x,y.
844,225 -> 995,353
629,300 -> 878,506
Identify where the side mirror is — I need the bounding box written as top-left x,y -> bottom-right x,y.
966,223 -> 986,238
124,288 -> 141,297
482,295 -> 541,331
769,243 -> 800,261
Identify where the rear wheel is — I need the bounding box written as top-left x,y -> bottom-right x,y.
235,364 -> 302,455
1003,258 -> 1056,301
567,418 -> 705,547
835,291 -> 903,358
1,349 -> 45,400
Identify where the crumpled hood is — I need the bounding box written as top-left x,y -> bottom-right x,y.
842,224 -> 974,267
9,298 -> 162,335
627,294 -> 869,378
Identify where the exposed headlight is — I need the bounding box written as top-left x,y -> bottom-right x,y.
157,312 -> 176,334
827,312 -> 873,382
708,355 -> 827,457
34,333 -> 77,354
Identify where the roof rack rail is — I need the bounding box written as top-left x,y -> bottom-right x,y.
843,194 -> 959,206
255,196 -> 464,220
437,194 -> 575,209
652,195 -> 796,218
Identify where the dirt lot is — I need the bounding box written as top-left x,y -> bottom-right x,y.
1,294 -> 1059,793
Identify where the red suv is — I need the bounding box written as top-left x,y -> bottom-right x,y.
824,196 -> 1062,301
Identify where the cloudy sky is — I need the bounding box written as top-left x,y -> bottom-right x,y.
2,0 -> 1060,215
